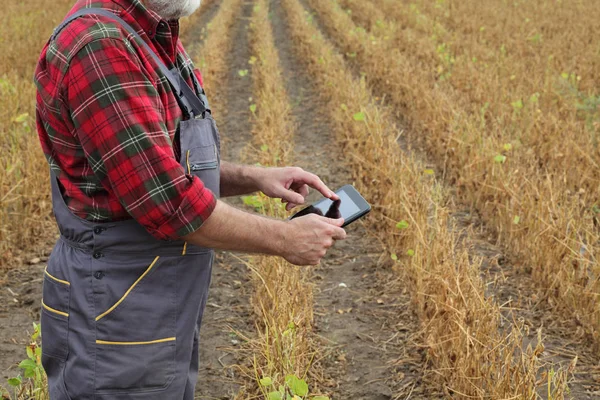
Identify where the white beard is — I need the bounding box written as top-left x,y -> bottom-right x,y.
144,0 -> 201,20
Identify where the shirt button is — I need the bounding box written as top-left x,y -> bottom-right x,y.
93,252 -> 103,259
147,30 -> 153,36
93,271 -> 105,280
93,227 -> 104,234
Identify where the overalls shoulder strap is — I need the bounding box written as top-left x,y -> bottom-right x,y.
51,8 -> 210,118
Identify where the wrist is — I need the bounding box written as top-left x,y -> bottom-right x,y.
267,219 -> 289,257
244,164 -> 266,192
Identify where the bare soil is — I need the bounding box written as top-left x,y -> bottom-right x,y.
269,2 -> 438,398
296,0 -> 600,397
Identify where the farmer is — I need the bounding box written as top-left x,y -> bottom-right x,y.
34,0 -> 346,398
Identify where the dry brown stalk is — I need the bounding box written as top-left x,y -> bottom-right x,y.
282,0 -> 570,396
0,0 -> 74,269
237,0 -> 319,397
189,0 -> 244,120
312,0 -> 600,347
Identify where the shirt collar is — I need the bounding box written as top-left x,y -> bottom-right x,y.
109,0 -> 163,38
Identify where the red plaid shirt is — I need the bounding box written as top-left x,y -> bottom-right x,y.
35,0 -> 216,240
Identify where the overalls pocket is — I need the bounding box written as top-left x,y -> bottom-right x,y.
93,255 -> 177,393
179,116 -> 221,198
41,267 -> 71,361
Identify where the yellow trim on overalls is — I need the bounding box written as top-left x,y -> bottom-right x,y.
42,300 -> 69,317
182,242 -> 188,255
95,256 -> 161,321
96,337 -> 176,346
186,150 -> 191,174
45,267 -> 70,286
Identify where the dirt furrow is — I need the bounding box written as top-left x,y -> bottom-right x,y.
181,0 -> 224,55
194,0 -> 258,398
268,1 -> 437,398
300,0 -> 600,397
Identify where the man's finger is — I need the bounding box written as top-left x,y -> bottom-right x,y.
297,184 -> 310,199
294,170 -> 338,200
320,216 -> 344,227
331,226 -> 347,240
286,202 -> 298,211
281,190 -> 305,206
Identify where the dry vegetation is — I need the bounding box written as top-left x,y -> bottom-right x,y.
0,0 -> 73,269
325,0 -> 600,343
3,0 -> 599,398
281,0 -> 570,396
236,1 -> 321,395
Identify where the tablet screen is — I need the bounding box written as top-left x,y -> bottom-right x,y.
312,189 -> 361,219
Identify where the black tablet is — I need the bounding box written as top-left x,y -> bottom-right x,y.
289,185 -> 371,227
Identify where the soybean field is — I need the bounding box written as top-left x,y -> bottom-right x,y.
1,0 -> 600,399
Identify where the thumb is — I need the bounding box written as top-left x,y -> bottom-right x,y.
320,216 -> 344,227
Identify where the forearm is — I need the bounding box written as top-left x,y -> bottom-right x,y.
182,199 -> 286,254
219,161 -> 264,197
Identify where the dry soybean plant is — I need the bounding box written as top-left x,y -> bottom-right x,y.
190,0 -> 245,119
0,0 -> 73,269
235,1 -> 326,398
282,0 -> 570,396
316,0 -> 600,347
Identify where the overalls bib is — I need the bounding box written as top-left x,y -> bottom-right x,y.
41,9 -> 221,399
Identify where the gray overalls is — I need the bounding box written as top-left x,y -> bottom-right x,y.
41,9 -> 220,399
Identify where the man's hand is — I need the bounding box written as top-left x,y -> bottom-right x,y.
182,200 -> 347,266
280,214 -> 347,265
256,167 -> 339,211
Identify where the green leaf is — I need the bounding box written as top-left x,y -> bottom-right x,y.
238,69 -> 249,77
352,112 -> 366,122
529,92 -> 540,104
390,253 -> 398,261
406,249 -> 415,257
260,377 -> 273,386
26,345 -> 34,359
494,154 -> 507,163
502,143 -> 513,151
268,392 -> 283,400
249,104 -> 257,114
286,375 -> 308,396
340,103 -> 348,111
592,204 -> 600,214
19,359 -> 36,370
513,215 -> 521,225
8,376 -> 22,387
248,56 -> 258,65
13,113 -> 29,123
313,397 -> 330,400
396,220 -> 409,230
260,144 -> 269,152
24,367 -> 35,379
511,99 -> 523,110
423,169 -> 435,175
31,322 -> 40,340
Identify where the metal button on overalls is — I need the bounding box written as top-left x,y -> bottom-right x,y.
41,8 -> 220,400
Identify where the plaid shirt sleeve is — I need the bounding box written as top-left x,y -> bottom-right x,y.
64,37 -> 216,240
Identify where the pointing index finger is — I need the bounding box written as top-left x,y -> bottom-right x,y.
299,171 -> 338,200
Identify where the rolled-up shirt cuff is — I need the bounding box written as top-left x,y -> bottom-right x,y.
147,174 -> 217,241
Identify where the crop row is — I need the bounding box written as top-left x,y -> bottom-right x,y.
282,0 -> 569,396
312,0 -> 600,345
242,0 -> 323,397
